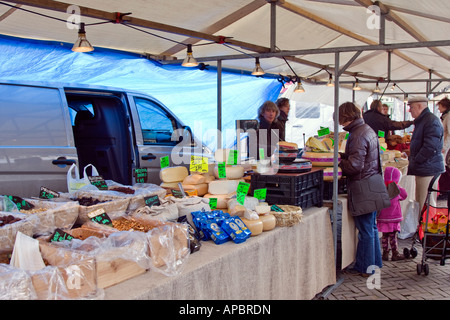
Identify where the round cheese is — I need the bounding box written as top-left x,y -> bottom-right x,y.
208,179 -> 240,195
255,205 -> 271,215
302,151 -> 340,167
213,165 -> 245,179
240,217 -> 263,236
214,148 -> 231,163
182,174 -> 206,185
259,214 -> 276,231
182,183 -> 208,196
203,193 -> 231,209
160,166 -> 189,183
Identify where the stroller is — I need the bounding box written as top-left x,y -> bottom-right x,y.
403,173 -> 450,275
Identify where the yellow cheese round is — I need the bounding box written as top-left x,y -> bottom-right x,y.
182,174 -> 206,185
160,166 -> 189,183
182,183 -> 208,196
203,193 -> 231,209
259,214 -> 276,231
240,217 -> 263,236
302,151 -> 340,167
255,205 -> 271,215
213,165 -> 245,179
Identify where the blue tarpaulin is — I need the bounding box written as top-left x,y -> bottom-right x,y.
0,35 -> 282,150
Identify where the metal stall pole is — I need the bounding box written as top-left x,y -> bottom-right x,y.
217,59 -> 223,149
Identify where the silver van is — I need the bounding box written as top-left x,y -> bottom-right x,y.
0,80 -> 211,197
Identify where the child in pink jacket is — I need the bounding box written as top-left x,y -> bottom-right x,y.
377,166 -> 408,261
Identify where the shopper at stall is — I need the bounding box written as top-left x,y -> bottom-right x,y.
275,97 -> 290,141
363,99 -> 413,139
377,166 -> 408,261
407,96 -> 445,210
438,97 -> 450,197
256,100 -> 281,159
338,102 -> 390,276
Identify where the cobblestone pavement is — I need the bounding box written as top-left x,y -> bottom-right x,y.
323,237 -> 450,300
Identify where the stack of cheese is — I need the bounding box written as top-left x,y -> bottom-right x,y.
302,136 -> 342,181
203,149 -> 246,209
159,166 -> 208,196
240,203 -> 276,236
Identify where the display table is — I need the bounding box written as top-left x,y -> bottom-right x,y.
104,205 -> 336,300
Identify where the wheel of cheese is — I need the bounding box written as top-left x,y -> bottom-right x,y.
255,205 -> 271,215
259,214 -> 276,231
213,165 -> 245,179
302,151 -> 340,167
160,181 -> 182,189
203,193 -> 232,209
202,174 -> 215,183
323,167 -> 342,181
182,174 -> 206,185
160,166 -> 189,183
240,217 -> 263,236
182,183 -> 208,196
208,179 -> 240,195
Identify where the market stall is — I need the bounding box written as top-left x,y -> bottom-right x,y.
103,205 -> 335,300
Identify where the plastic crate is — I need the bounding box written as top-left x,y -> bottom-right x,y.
250,169 -> 323,209
323,178 -> 347,200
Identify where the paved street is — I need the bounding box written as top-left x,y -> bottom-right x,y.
324,238 -> 450,300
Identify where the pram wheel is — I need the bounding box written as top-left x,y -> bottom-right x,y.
403,248 -> 410,258
404,247 -> 418,259
411,247 -> 418,258
417,263 -> 429,275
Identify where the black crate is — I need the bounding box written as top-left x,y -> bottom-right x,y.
250,169 -> 323,209
323,178 -> 347,200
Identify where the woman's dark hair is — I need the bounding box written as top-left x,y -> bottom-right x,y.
275,97 -> 290,109
370,99 -> 382,111
338,102 -> 361,125
438,97 -> 450,110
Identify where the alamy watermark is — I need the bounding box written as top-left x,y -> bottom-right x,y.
366,5 -> 381,30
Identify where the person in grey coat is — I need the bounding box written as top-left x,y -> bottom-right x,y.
407,96 -> 445,211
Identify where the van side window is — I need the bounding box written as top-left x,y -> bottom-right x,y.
0,84 -> 68,146
134,97 -> 178,145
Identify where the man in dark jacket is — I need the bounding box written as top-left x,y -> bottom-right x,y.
407,96 -> 445,210
363,100 -> 413,139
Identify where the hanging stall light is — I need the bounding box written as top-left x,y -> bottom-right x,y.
251,57 -> 265,76
294,77 -> 305,93
182,44 -> 198,67
353,78 -> 361,91
373,81 -> 381,93
326,73 -> 334,87
391,83 -> 397,91
72,22 -> 94,52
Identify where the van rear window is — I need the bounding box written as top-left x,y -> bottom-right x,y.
0,84 -> 69,146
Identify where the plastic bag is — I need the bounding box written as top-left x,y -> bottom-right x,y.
399,200 -> 419,239
67,164 -> 91,193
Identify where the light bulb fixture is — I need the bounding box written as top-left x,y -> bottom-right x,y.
251,57 -> 265,76
353,78 -> 361,91
404,94 -> 408,103
294,78 -> 305,93
72,22 -> 94,52
391,83 -> 396,91
326,73 -> 334,87
373,81 -> 381,93
182,44 -> 198,67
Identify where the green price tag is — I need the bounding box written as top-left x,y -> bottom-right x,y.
218,162 -> 226,178
228,150 -> 238,165
378,130 -> 385,138
345,133 -> 349,139
89,175 -> 108,190
318,127 -> 330,137
253,188 -> 267,200
236,181 -> 250,195
259,148 -> 265,160
380,145 -> 386,151
236,193 -> 246,205
87,208 -> 113,226
160,156 -> 170,169
50,228 -> 74,242
209,198 -> 217,210
5,195 -> 34,211
144,195 -> 160,207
